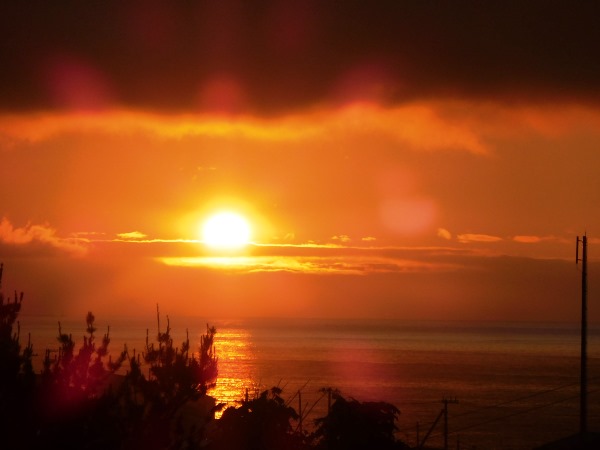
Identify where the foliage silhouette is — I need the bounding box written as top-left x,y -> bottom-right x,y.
0,263 -> 36,449
208,386 -> 310,450
0,263 -> 34,393
32,310 -> 127,449
0,265 -> 220,449
114,305 -> 219,450
39,311 -> 126,412
312,390 -> 409,450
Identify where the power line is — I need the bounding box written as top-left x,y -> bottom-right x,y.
407,376 -> 600,433
451,378 -> 586,420
445,387 -> 600,436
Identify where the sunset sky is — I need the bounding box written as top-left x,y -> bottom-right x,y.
1,1 -> 599,322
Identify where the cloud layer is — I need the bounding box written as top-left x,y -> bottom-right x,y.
0,217 -> 86,255
2,2 -> 600,114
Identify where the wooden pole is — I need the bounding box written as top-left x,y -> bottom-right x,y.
443,398 -> 458,450
578,235 -> 588,436
416,421 -> 420,448
298,390 -> 303,434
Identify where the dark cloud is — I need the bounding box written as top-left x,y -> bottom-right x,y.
2,1 -> 600,114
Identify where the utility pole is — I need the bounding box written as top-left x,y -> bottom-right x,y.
443,398 -> 459,450
416,421 -> 420,448
576,235 -> 588,437
298,390 -> 303,434
418,398 -> 458,450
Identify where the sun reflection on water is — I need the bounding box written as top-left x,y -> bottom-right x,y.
204,326 -> 259,418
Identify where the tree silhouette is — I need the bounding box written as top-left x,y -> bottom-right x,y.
26,310 -> 126,449
209,386 -> 309,450
114,305 -> 219,449
0,263 -> 36,449
312,390 -> 408,450
1,265 -> 220,449
39,311 -> 126,412
0,263 -> 34,391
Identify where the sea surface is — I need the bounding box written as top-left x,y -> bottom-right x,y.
17,315 -> 600,450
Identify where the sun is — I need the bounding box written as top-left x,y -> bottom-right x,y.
201,211 -> 252,249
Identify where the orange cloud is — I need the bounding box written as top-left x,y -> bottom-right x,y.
437,228 -> 452,240
157,240 -> 478,275
0,217 -> 87,255
440,101 -> 600,144
4,100 -> 600,159
0,102 -> 488,153
331,235 -> 351,243
457,233 -> 503,243
116,231 -> 148,240
513,235 -> 543,243
159,254 -> 458,275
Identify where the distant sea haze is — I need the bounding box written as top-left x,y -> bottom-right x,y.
19,316 -> 600,450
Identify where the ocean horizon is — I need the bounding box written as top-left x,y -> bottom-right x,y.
17,314 -> 600,450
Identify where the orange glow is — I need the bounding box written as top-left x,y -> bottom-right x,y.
158,254 -> 460,275
3,98 -> 600,323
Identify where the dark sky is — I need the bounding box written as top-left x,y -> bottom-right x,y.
2,1 -> 600,114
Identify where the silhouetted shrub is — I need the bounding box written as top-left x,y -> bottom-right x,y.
313,390 -> 409,450
0,265 -> 221,449
0,263 -> 36,449
208,386 -> 309,450
39,311 -> 126,413
115,307 -> 219,450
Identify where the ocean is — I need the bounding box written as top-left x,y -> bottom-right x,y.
17,315 -> 600,450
